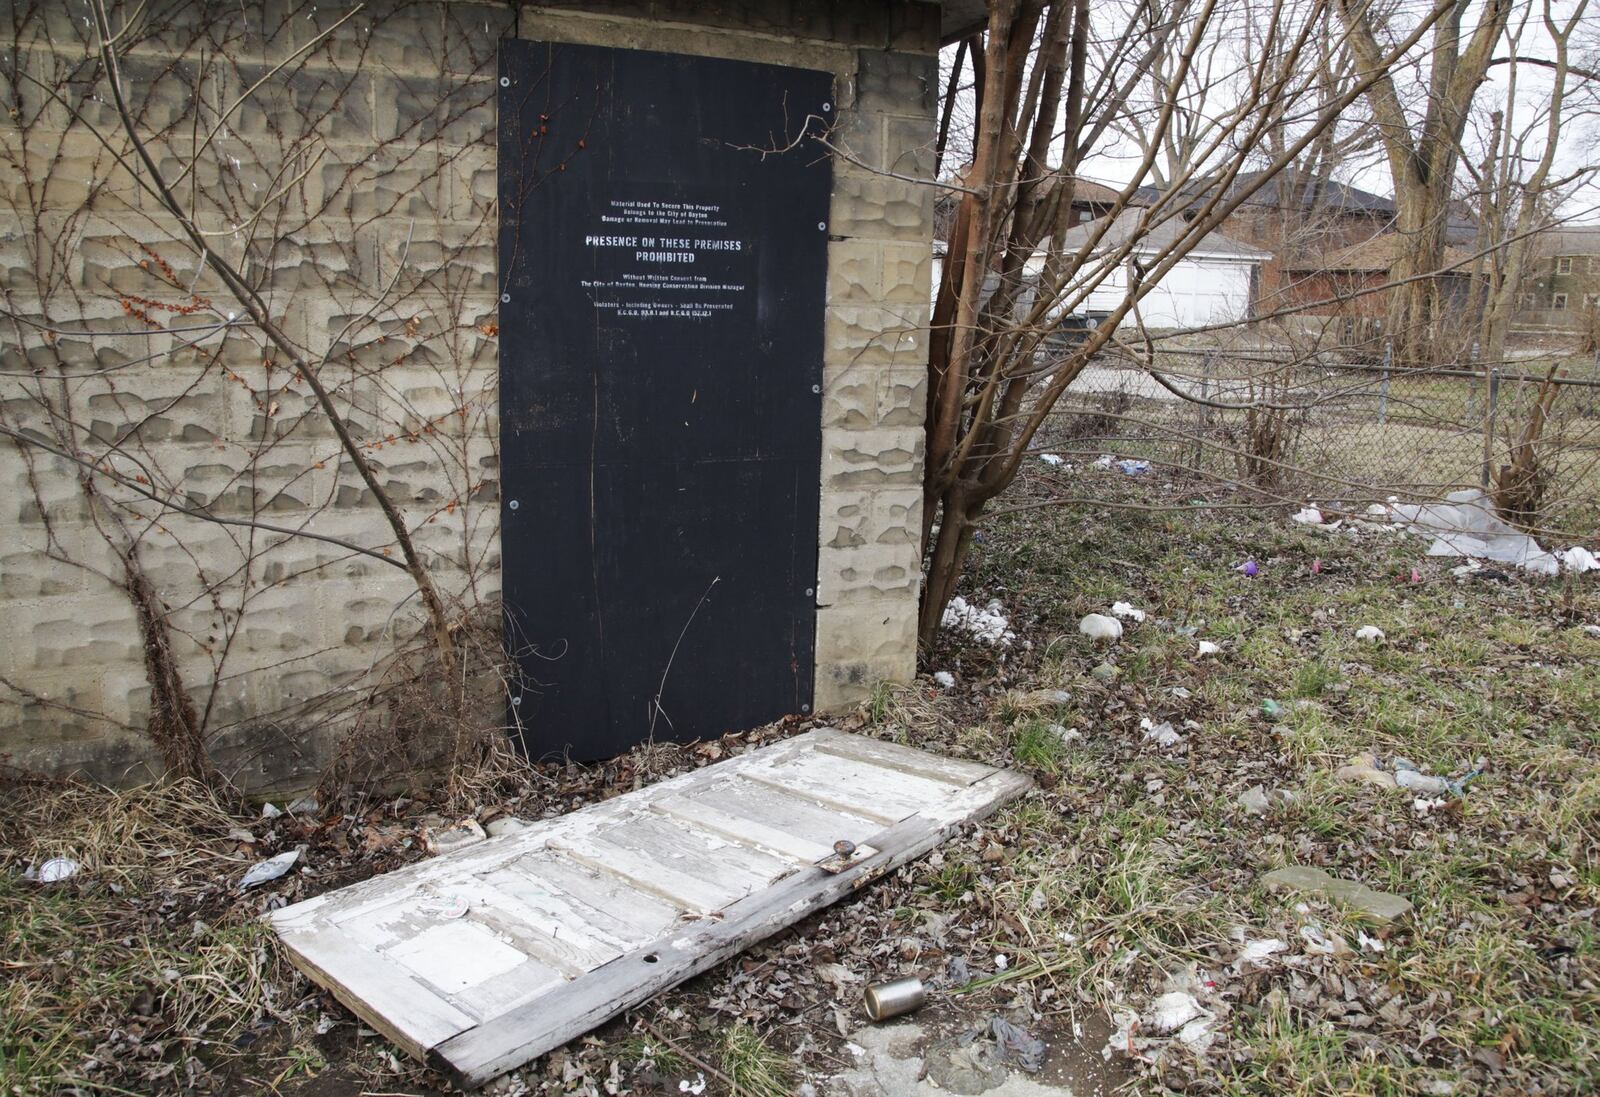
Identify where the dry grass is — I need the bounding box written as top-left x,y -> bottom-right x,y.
0,776 -> 291,1095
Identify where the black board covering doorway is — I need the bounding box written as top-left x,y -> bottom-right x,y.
497,40 -> 833,760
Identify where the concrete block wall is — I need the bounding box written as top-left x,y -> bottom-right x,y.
0,0 -> 936,788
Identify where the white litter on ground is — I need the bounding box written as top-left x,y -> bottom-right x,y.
1143,992 -> 1207,1035
1564,546 -> 1599,573
1140,718 -> 1181,747
1039,453 -> 1065,467
35,857 -> 80,883
1388,488 -> 1593,576
1078,613 -> 1123,642
941,596 -> 1016,646
241,849 -> 300,890
1196,640 -> 1220,657
1111,601 -> 1146,622
1355,625 -> 1386,644
1234,938 -> 1286,968
1291,506 -> 1324,525
932,670 -> 956,689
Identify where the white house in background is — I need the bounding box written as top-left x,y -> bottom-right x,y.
1044,209 -> 1271,329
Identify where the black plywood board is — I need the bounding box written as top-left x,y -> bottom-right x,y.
498,40 -> 832,760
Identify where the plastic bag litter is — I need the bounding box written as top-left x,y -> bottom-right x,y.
988,1016 -> 1047,1073
240,849 -> 300,889
1390,488 -> 1566,575
1564,546 -> 1599,573
1111,601 -> 1146,622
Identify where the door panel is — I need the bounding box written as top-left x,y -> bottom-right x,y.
497,40 -> 832,759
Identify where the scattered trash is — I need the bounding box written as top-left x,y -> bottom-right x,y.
932,670 -> 956,689
992,952 -> 1008,970
1236,785 -> 1271,816
1261,864 -> 1413,925
287,793 -> 319,816
1092,454 -> 1114,469
423,818 -> 488,856
1337,752 -> 1483,798
1140,718 -> 1181,748
1111,601 -> 1146,622
1298,921 -> 1352,956
943,956 -> 971,987
1390,488 -> 1561,575
1394,766 -> 1450,796
678,1072 -> 707,1094
1233,938 -> 1285,968
484,817 -> 531,838
1078,613 -> 1123,642
1048,723 -> 1082,743
1583,625 -> 1600,638
1355,625 -> 1386,644
1144,991 -> 1205,1035
34,857 -> 81,884
863,977 -> 925,1022
1564,546 -> 1599,573
1260,698 -> 1282,718
1335,752 -> 1397,789
942,596 -> 1017,646
260,802 -> 283,819
1235,559 -> 1259,577
1291,506 -> 1324,525
1311,558 -> 1322,574
1357,929 -> 1386,953
240,849 -> 300,890
988,1016 -> 1047,1073
1039,453 -> 1065,467
1196,640 -> 1220,657
1115,459 -> 1150,475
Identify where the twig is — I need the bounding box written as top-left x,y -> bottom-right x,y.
639,1018 -> 741,1096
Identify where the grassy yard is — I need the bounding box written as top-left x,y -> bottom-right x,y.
3,474 -> 1597,1096
889,478 -> 1600,1094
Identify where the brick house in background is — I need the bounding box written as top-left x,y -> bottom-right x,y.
1278,234 -> 1479,348
1517,225 -> 1600,340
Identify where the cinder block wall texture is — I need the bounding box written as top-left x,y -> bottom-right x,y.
0,0 -> 936,789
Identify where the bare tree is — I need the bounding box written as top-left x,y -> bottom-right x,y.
1335,0 -> 1514,363
1468,0 -> 1599,364
918,0 -> 1455,644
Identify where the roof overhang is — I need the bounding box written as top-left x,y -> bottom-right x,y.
941,0 -> 989,43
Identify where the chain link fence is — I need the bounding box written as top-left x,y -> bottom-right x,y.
1036,345 -> 1600,543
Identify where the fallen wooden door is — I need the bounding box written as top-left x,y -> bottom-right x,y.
267,730 -> 1029,1088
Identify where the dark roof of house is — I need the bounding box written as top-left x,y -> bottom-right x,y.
1065,179 -> 1127,206
1539,226 -> 1600,255
1131,170 -> 1395,215
1058,209 -> 1271,261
